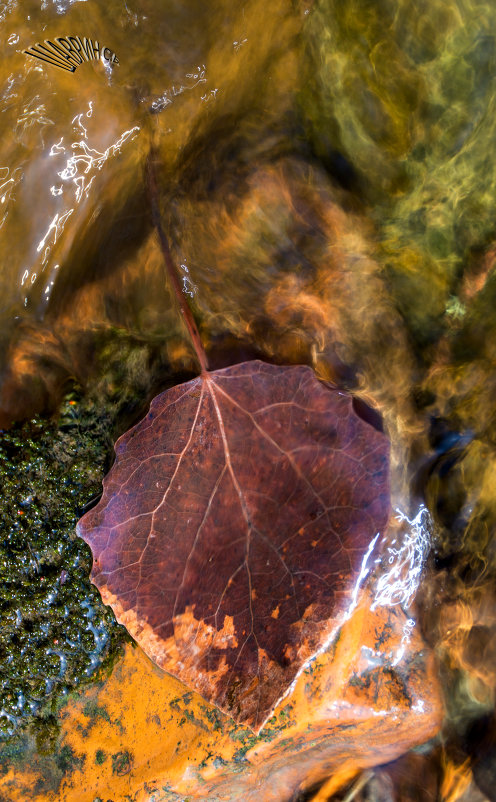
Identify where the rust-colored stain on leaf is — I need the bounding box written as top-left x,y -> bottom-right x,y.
77,360 -> 390,730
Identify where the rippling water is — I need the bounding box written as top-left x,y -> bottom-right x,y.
2,0 -> 496,798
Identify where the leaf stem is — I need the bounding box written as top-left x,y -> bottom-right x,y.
145,146 -> 209,375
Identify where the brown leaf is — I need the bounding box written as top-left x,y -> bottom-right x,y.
77,360 -> 390,731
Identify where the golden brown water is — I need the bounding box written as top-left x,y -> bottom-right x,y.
2,0 -> 496,798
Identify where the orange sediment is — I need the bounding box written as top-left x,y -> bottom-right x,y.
0,590 -> 442,801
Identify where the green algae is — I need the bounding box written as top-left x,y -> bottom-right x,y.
94,748 -> 106,765
0,387 -> 129,746
111,750 -> 133,776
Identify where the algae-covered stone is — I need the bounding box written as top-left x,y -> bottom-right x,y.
0,388 -> 128,745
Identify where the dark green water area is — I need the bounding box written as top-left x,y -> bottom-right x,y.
1,0 -> 496,797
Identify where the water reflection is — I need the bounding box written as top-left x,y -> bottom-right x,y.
0,165 -> 22,228
372,506 -> 431,612
26,111 -> 141,312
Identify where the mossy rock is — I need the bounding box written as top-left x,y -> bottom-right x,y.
0,387 -> 129,747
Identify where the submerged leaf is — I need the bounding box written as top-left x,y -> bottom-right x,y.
77,361 -> 390,730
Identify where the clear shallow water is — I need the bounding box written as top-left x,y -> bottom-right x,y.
1,0 -> 496,797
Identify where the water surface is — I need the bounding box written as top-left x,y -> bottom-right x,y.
1,0 -> 496,797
